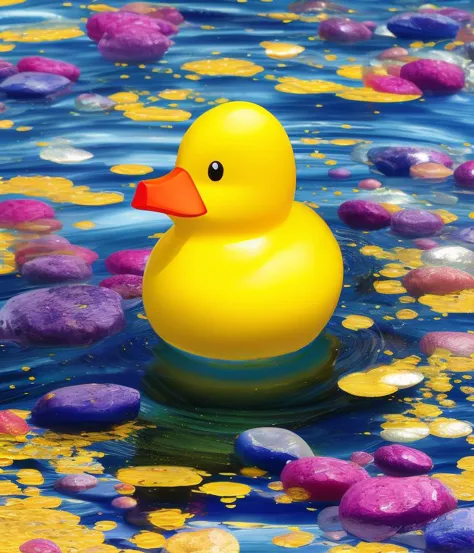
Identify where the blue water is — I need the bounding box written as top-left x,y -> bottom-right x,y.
1,0 -> 474,551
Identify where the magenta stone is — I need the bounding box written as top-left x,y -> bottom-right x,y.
339,476 -> 457,541
54,473 -> 98,493
0,60 -> 18,80
420,331 -> 474,357
98,26 -> 171,63
120,3 -> 184,25
390,209 -> 444,238
105,248 -> 152,275
20,539 -> 62,553
328,168 -> 351,179
112,496 -> 137,509
374,445 -> 433,476
319,17 -> 372,42
402,266 -> 474,297
350,451 -> 374,466
99,274 -> 143,299
15,218 -> 63,233
400,60 -> 465,94
362,21 -> 377,31
281,456 -> 370,502
377,47 -> 409,60
338,200 -> 391,231
87,11 -> 177,42
454,161 -> 474,189
366,75 -> 422,96
17,56 -> 80,81
0,199 -> 54,228
421,7 -> 472,23
414,238 -> 438,250
358,178 -> 382,190
15,243 -> 98,267
21,254 -> 92,284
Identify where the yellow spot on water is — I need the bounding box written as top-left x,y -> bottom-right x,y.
342,315 -> 374,331
158,89 -> 192,100
276,77 -> 346,94
419,290 -> 474,314
0,44 -> 15,51
199,482 -> 251,497
182,58 -> 264,77
240,467 -> 267,477
432,209 -> 458,224
331,138 -> 364,146
337,87 -> 421,103
339,371 -> 398,398
108,92 -> 139,104
0,27 -> 84,42
0,120 -> 14,129
380,418 -> 430,443
73,220 -> 96,230
272,531 -> 315,548
16,469 -> 44,486
110,164 -> 153,176
260,41 -> 305,59
130,531 -> 166,549
268,481 -> 283,491
16,126 -> 32,132
331,544 -> 408,553
94,521 -> 117,531
117,466 -> 204,487
88,3 -> 117,11
148,508 -> 192,530
433,472 -> 474,500
374,280 -> 407,295
337,65 -> 363,80
123,106 -> 192,122
396,309 -> 418,320
0,0 -> 25,5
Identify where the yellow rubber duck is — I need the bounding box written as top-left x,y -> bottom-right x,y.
132,101 -> 343,361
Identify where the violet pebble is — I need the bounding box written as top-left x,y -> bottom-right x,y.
112,496 -> 137,509
400,60 -> 465,94
0,60 -> 18,80
338,200 -> 391,231
454,161 -> 474,189
387,13 -> 460,40
75,93 -> 116,112
319,17 -> 372,43
367,146 -> 453,176
15,242 -> 98,267
402,266 -> 474,297
365,75 -> 422,96
350,451 -> 374,466
374,445 -> 433,476
100,274 -> 143,299
390,209 -> 444,238
106,248 -> 152,275
0,199 -> 54,228
420,332 -> 474,357
457,227 -> 474,244
21,254 -> 92,284
32,383 -> 140,427
358,178 -> 382,190
0,72 -> 71,98
17,56 -> 80,81
98,26 -> 171,63
281,456 -> 370,502
0,285 -> 125,347
20,540 -> 61,553
339,475 -> 457,541
414,238 -> 438,250
328,168 -> 351,179
55,473 -> 98,493
425,507 -> 474,553
421,7 -> 472,24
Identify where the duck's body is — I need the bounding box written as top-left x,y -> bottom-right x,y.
133,101 -> 343,361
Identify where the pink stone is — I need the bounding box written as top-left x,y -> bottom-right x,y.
112,496 -> 137,509
54,473 -> 98,493
0,199 -> 54,228
374,445 -> 433,476
20,539 -> 61,553
87,11 -> 177,42
14,218 -> 62,234
359,178 -> 382,190
15,242 -> 98,267
0,410 -> 30,436
17,56 -> 80,81
350,451 -> 374,466
414,238 -> 438,250
365,75 -> 422,96
377,47 -> 409,60
99,274 -> 143,299
400,59 -> 465,94
402,266 -> 474,297
319,17 -> 372,42
420,332 -> 474,357
98,25 -> 171,63
105,248 -> 152,275
362,21 -> 377,31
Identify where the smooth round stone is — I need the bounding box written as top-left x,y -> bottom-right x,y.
0,72 -> 71,98
458,227 -> 474,244
319,17 -> 372,43
75,93 -> 116,112
454,161 -> 474,189
328,167 -> 351,179
0,60 -> 18,80
350,451 -> 374,466
0,410 -> 30,436
422,245 -> 474,275
391,209 -> 444,238
410,162 -> 453,179
0,285 -> 125,347
164,529 -> 240,553
20,539 -> 61,553
374,445 -> 433,476
426,507 -> 474,553
0,199 -> 54,228
17,56 -> 80,81
98,26 -> 171,63
367,146 -> 453,176
86,11 -> 177,42
121,3 -> 184,25
400,60 -> 465,94
414,238 -> 438,250
21,254 -> 92,284
387,13 -> 460,40
358,178 -> 382,190
15,218 -> 62,234
15,243 -> 98,267
422,7 -> 472,23
235,427 -> 313,473
32,383 -> 140,427
366,75 -> 422,95
54,473 -> 98,493
105,248 -> 152,276
377,47 -> 409,60
112,496 -> 137,509
317,506 -> 345,533
402,266 -> 474,297
339,476 -> 457,541
338,200 -> 391,231
420,331 -> 474,357
281,456 -> 370,502
100,274 -> 143,299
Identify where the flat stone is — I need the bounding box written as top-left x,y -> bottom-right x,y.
391,209 -> 444,238
420,332 -> 474,357
409,162 -> 453,179
387,13 -> 460,40
54,473 -> 98,493
350,451 -> 374,466
319,17 -> 372,42
21,254 -> 92,283
17,56 -> 80,81
0,72 -> 71,98
402,266 -> 474,296
374,445 -> 433,476
0,199 -> 54,228
400,60 -> 465,94
338,200 -> 391,230
0,410 -> 30,436
366,75 -> 422,96
98,26 -> 171,63
425,507 -> 474,553
105,248 -> 152,275
100,274 -> 143,299
75,93 -> 116,112
87,11 -> 177,42
20,540 -> 61,553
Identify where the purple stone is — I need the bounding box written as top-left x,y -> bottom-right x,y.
420,332 -> 474,357
339,476 -> 457,541
100,274 -> 143,299
454,161 -> 474,189
105,248 -> 152,276
458,227 -> 474,244
400,60 -> 465,94
54,473 -> 98,493
367,146 -> 453,176
328,168 -> 351,179
374,445 -> 433,476
421,7 -> 472,23
98,26 -> 171,63
387,13 -> 460,40
414,238 -> 438,250
319,17 -> 372,43
0,60 -> 18,80
426,507 -> 474,553
21,254 -> 92,284
0,72 -> 71,98
350,451 -> 374,466
17,56 -> 80,81
32,383 -> 140,427
0,199 -> 55,228
338,200 -> 391,231
87,11 -> 177,42
0,285 -> 125,347
390,209 -> 444,238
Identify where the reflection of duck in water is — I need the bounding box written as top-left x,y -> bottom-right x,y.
132,101 -> 343,362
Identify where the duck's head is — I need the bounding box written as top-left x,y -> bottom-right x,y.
132,101 -> 296,232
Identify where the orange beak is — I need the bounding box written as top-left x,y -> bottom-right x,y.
131,167 -> 207,217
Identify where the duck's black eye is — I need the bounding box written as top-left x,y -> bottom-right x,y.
208,161 -> 224,182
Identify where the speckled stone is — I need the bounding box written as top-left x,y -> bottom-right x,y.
377,47 -> 409,60
75,93 -> 116,112
20,539 -> 62,553
402,266 -> 474,297
54,473 -> 98,493
0,285 -> 125,347
454,161 -> 474,189
0,72 -> 71,98
350,451 -> 374,466
0,199 -> 54,228
15,241 -> 98,267
17,56 -> 80,81
99,274 -> 143,299
32,383 -> 140,427
111,496 -> 137,509
338,200 -> 391,230
420,332 -> 474,357
87,11 -> 177,42
281,456 -> 370,502
400,60 -> 465,94
98,26 -> 171,63
0,410 -> 30,436
390,209 -> 444,238
374,445 -> 433,476
366,75 -> 422,96
414,238 -> 438,250
105,248 -> 152,275
21,254 -> 92,283
387,13 -> 460,40
426,507 -> 474,553
358,178 -> 382,190
319,17 -> 372,43
121,3 -> 184,25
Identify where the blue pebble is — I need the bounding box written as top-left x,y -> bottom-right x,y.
387,13 -> 460,40
0,71 -> 71,98
367,146 -> 452,177
235,427 -> 313,473
426,508 -> 474,553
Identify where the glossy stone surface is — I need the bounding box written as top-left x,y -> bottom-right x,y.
338,200 -> 391,230
420,332 -> 474,357
367,146 -> 453,176
421,245 -> 474,275
390,209 -> 444,238
0,72 -> 71,98
17,56 -> 80,81
319,17 -> 372,42
374,445 -> 433,476
402,266 -> 474,297
425,507 -> 474,553
400,60 -> 465,94
387,13 -> 460,40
